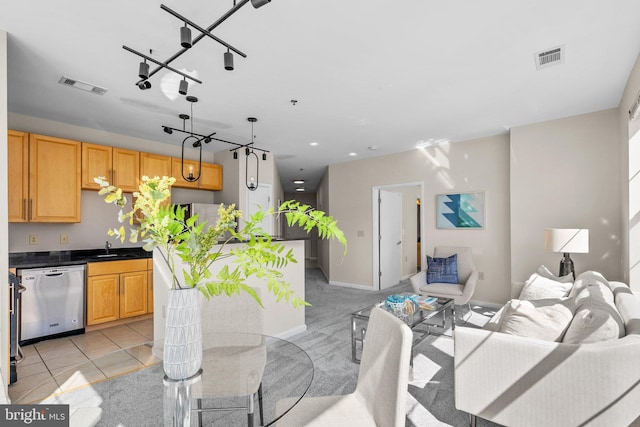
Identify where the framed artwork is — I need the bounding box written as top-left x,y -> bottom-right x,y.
436,191 -> 485,229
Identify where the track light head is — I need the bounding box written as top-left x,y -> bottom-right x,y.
180,25 -> 192,48
138,61 -> 149,79
192,141 -> 201,148
163,126 -> 173,135
178,79 -> 188,95
251,0 -> 271,8
224,50 -> 234,71
137,80 -> 151,90
262,152 -> 267,161
245,147 -> 251,156
204,137 -> 212,143
233,151 -> 238,159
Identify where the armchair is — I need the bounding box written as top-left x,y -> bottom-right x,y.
410,246 -> 478,320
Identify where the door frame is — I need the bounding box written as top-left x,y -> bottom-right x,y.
372,182 -> 425,290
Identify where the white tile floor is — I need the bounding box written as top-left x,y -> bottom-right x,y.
8,319 -> 155,402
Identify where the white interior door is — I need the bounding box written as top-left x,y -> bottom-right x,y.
379,190 -> 402,289
246,183 -> 273,236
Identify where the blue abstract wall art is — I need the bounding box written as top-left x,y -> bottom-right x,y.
436,192 -> 485,229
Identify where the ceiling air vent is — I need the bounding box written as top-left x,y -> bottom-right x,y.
58,76 -> 108,95
534,45 -> 565,70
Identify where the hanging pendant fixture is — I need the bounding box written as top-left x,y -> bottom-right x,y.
246,117 -> 259,191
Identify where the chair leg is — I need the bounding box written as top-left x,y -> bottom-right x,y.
258,383 -> 264,426
197,398 -> 203,427
248,393 -> 255,427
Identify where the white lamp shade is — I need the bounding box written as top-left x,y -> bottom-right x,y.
544,228 -> 589,253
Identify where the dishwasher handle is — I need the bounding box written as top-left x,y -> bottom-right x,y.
45,272 -> 64,277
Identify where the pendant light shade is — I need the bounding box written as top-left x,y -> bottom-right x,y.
180,25 -> 192,48
138,61 -> 149,79
224,50 -> 234,71
178,78 -> 189,95
251,0 -> 271,8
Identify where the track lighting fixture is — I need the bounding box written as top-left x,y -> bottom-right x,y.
180,24 -> 192,48
262,152 -> 267,161
138,60 -> 149,79
178,78 -> 189,95
245,147 -> 251,156
163,126 -> 173,135
224,49 -> 234,71
251,0 -> 271,8
233,151 -> 238,160
127,0 -> 271,89
137,80 -> 151,90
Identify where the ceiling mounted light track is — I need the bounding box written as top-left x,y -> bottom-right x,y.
125,0 -> 265,91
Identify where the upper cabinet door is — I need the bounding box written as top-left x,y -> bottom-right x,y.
8,130 -> 29,222
199,163 -> 223,190
81,142 -> 113,189
140,152 -> 172,179
113,148 -> 140,193
28,133 -> 82,223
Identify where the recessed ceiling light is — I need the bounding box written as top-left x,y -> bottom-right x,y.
295,187 -> 305,192
309,142 -> 319,146
293,179 -> 305,184
349,152 -> 357,156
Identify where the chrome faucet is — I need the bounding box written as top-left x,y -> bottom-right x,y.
105,240 -> 112,254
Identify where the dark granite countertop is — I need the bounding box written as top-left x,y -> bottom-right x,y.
9,247 -> 152,269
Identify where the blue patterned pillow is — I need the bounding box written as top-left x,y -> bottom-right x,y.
426,254 -> 459,284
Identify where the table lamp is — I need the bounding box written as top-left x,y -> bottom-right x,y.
544,228 -> 589,279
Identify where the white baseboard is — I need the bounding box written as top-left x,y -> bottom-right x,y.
274,324 -> 308,340
329,281 -> 378,291
469,299 -> 503,310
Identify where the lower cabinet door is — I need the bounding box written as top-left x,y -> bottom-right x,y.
87,274 -> 120,325
120,271 -> 148,318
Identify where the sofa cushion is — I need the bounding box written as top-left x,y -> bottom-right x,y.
536,265 -> 574,283
518,273 -> 572,300
426,254 -> 458,284
616,292 -> 640,335
497,298 -> 575,342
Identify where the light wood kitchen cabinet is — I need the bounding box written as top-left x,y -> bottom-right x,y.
140,152 -> 172,179
147,258 -> 154,314
81,143 -> 139,192
8,130 -> 29,222
9,133 -> 82,223
86,259 -> 149,326
171,158 -> 222,190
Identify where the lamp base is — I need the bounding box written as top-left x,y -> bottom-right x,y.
559,253 -> 575,280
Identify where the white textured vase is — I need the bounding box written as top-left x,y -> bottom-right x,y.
163,287 -> 203,380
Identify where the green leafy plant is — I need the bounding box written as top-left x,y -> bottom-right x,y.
95,175 -> 346,308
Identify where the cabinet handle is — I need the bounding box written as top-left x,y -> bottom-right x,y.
23,199 -> 27,221
28,198 -> 33,221
9,282 -> 14,315
112,170 -> 116,186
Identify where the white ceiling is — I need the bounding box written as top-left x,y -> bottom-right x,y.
2,1 -> 640,192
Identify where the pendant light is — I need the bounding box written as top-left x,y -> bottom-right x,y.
246,117 -> 259,191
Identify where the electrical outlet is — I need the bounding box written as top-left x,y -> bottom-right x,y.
479,272 -> 485,280
29,234 -> 39,245
60,234 -> 69,244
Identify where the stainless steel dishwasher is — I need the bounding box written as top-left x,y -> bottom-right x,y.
19,265 -> 86,344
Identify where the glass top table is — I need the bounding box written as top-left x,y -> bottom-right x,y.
15,334 -> 313,426
350,296 -> 454,362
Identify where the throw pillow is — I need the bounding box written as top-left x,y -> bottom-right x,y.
562,308 -> 622,344
537,265 -> 574,283
426,254 -> 458,284
497,298 -> 575,342
518,273 -> 573,300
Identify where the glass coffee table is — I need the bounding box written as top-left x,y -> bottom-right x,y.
350,296 -> 454,362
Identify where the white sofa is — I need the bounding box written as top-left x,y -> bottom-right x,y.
454,271 -> 640,427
